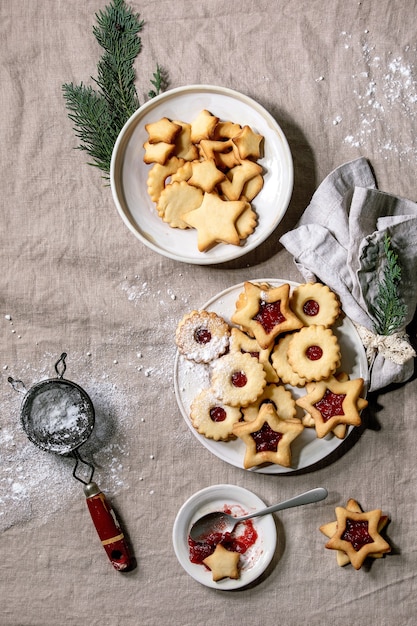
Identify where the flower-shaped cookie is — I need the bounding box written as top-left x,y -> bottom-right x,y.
242,383 -> 297,423
320,498 -> 391,569
287,325 -> 341,382
295,376 -> 367,438
231,282 -> 303,349
290,282 -> 341,328
211,352 -> 267,408
233,403 -> 304,469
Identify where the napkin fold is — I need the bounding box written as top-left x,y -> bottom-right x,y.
280,157 -> 417,391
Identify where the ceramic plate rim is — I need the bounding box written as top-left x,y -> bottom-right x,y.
174,279 -> 369,474
110,84 -> 293,265
172,483 -> 277,589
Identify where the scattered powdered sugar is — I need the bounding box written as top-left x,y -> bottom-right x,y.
1,275 -> 181,533
337,32 -> 417,160
0,368 -> 137,532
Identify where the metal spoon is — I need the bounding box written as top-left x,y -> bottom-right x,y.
189,487 -> 328,542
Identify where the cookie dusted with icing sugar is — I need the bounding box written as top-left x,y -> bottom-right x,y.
231,282 -> 304,350
290,282 -> 341,328
211,352 -> 267,408
175,310 -> 230,364
190,388 -> 242,441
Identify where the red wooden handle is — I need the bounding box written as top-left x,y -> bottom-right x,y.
84,482 -> 131,571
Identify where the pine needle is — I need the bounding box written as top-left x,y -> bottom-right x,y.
62,0 -> 164,178
371,233 -> 407,335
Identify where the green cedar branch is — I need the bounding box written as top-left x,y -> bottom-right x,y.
371,233 -> 407,336
62,0 -> 164,178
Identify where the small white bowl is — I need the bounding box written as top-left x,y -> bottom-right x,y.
110,84 -> 293,265
172,484 -> 277,589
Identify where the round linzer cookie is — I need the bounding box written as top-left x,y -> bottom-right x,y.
287,324 -> 341,382
290,282 -> 341,328
175,310 -> 230,363
211,352 -> 266,407
190,388 -> 242,441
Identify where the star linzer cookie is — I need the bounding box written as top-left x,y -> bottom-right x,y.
231,282 -> 303,349
319,498 -> 391,570
295,375 -> 367,438
232,403 -> 304,469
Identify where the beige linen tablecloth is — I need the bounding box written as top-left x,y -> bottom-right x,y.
1,1 -> 416,625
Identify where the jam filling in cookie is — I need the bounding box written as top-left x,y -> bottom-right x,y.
253,299 -> 286,334
320,499 -> 391,570
314,389 -> 346,422
341,518 -> 373,551
176,310 -> 230,363
251,422 -> 283,453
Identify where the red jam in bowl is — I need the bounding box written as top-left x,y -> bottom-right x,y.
188,512 -> 258,565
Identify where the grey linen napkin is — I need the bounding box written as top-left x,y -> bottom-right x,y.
280,157 -> 417,392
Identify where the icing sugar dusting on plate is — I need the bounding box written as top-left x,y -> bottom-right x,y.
339,32 -> 417,160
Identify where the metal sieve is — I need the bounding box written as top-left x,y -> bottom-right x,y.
9,352 -> 132,571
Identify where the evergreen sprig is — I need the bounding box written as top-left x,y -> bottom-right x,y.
62,0 -> 164,178
371,233 -> 407,336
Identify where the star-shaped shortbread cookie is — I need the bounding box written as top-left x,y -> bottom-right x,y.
295,376 -> 367,438
231,282 -> 304,349
320,499 -> 390,569
182,192 -> 246,251
202,543 -> 240,581
233,402 -> 303,469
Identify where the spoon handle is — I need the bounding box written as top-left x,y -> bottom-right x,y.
237,487 -> 328,521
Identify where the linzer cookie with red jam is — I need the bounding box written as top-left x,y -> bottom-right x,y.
295,375 -> 367,438
233,402 -> 304,469
231,281 -> 303,349
320,498 -> 391,570
190,388 -> 242,441
211,352 -> 267,408
175,310 -> 230,363
287,325 -> 341,382
290,282 -> 341,327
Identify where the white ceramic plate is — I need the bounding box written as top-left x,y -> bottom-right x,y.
172,484 -> 277,589
110,85 -> 293,264
174,279 -> 369,473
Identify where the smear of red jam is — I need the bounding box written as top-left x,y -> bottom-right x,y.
194,327 -> 211,344
303,299 -> 320,316
306,345 -> 323,360
231,371 -> 247,387
341,518 -> 373,551
241,349 -> 260,359
314,389 -> 346,422
209,406 -> 227,422
251,422 -> 282,453
253,300 -> 285,333
188,516 -> 258,565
